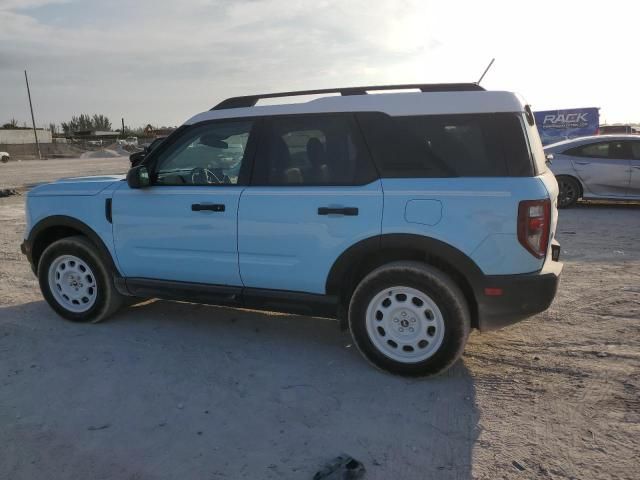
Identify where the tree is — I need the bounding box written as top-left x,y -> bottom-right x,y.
61,113 -> 112,134
92,114 -> 111,131
49,123 -> 57,134
2,118 -> 19,129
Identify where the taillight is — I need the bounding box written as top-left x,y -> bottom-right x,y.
518,199 -> 551,258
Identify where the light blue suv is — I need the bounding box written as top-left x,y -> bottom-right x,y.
21,83 -> 563,376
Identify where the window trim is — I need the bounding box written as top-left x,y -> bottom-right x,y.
144,118 -> 262,187
518,113 -> 541,176
248,112 -> 380,187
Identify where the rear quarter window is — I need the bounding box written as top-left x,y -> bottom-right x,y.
357,112 -> 535,177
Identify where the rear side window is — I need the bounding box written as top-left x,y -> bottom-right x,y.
357,112 -> 534,177
252,114 -> 377,186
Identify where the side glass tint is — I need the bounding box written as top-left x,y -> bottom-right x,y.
358,112 -> 533,177
568,142 -> 609,159
254,114 -> 377,186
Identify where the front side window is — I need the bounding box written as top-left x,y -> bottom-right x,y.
566,141 -> 630,160
567,142 -> 609,158
153,120 -> 253,186
631,141 -> 640,160
253,114 -> 377,186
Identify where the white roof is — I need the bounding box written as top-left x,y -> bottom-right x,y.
185,90 -> 527,125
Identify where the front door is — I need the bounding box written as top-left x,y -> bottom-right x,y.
238,113 -> 382,294
568,140 -> 631,197
112,119 -> 257,285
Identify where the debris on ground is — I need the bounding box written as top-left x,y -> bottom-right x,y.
512,460 -> 526,471
313,454 -> 365,479
87,424 -> 111,431
0,188 -> 19,198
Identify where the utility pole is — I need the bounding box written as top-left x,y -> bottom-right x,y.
121,118 -> 125,136
24,70 -> 42,160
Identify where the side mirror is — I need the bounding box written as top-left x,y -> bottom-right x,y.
129,151 -> 146,167
127,165 -> 150,189
545,153 -> 554,165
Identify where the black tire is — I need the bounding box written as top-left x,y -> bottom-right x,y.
557,176 -> 580,208
348,261 -> 470,377
37,235 -> 124,323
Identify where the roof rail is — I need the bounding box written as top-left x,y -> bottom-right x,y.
211,83 -> 485,110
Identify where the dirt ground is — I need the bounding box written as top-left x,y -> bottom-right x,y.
1,157 -> 639,479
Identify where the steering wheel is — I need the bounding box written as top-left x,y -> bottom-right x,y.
190,167 -> 224,184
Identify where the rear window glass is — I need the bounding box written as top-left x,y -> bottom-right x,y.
357,112 -> 534,177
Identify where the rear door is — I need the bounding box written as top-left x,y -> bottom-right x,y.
237,113 -> 382,294
628,140 -> 640,197
565,140 -> 631,197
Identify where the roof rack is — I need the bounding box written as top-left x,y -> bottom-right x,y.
211,83 -> 485,110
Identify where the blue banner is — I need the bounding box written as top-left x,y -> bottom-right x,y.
534,107 -> 599,145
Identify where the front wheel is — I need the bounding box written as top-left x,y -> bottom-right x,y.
38,236 -> 124,323
348,261 -> 470,377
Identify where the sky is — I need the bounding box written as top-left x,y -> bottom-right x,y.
1,0 -> 638,129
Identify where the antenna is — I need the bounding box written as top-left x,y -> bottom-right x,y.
477,58 -> 495,85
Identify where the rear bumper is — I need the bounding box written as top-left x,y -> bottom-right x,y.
476,243 -> 562,331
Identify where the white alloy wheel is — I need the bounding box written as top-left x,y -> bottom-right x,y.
365,286 -> 445,363
47,254 -> 98,313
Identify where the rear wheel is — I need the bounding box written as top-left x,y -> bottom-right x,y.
38,236 -> 124,323
348,261 -> 470,377
557,176 -> 580,208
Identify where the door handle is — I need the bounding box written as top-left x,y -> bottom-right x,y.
192,203 -> 225,212
318,207 -> 359,216
574,161 -> 589,165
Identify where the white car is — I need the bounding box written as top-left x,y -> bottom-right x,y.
117,137 -> 139,146
0,152 -> 9,163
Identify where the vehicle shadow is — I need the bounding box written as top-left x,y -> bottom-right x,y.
574,199 -> 640,209
0,299 -> 479,480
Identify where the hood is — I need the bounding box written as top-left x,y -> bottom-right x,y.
28,174 -> 125,197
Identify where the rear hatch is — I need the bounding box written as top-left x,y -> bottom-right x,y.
522,113 -> 560,260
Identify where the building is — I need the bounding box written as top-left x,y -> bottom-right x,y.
0,128 -> 52,145
600,125 -> 639,135
72,130 -> 121,141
